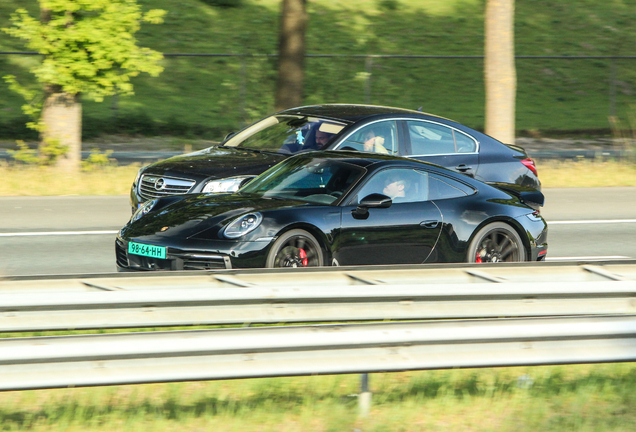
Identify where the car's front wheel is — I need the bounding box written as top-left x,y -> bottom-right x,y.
266,229 -> 324,268
467,222 -> 526,263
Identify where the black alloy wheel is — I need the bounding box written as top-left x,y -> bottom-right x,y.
467,222 -> 526,263
266,229 -> 324,268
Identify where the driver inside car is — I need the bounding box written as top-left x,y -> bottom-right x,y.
314,129 -> 334,150
363,128 -> 389,154
383,177 -> 407,201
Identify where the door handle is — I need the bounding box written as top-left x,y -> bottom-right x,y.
420,220 -> 439,229
455,164 -> 472,172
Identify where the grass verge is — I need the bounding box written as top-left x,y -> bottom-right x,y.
536,159 -> 636,188
0,159 -> 635,197
0,363 -> 635,431
0,164 -> 140,197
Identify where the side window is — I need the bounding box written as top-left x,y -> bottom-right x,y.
454,130 -> 477,153
351,168 -> 429,205
406,121 -> 477,155
340,121 -> 398,155
428,173 -> 475,200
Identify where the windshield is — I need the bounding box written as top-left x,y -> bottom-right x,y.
241,156 -> 366,205
223,115 -> 346,154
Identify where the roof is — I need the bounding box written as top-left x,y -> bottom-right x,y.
277,104 -> 450,123
298,150 -> 442,170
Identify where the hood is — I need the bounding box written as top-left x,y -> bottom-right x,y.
121,193 -> 308,240
144,146 -> 288,179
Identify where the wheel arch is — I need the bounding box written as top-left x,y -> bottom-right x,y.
466,216 -> 531,260
270,222 -> 333,265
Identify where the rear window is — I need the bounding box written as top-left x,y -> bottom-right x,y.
428,173 -> 476,200
407,120 -> 477,155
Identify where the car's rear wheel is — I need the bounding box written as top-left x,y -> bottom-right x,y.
467,222 -> 526,263
266,229 -> 324,268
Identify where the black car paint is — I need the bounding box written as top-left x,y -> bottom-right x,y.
130,146 -> 287,198
118,153 -> 547,271
130,105 -> 540,210
337,199 -> 443,265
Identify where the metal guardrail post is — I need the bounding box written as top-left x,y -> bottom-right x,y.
359,373 -> 371,417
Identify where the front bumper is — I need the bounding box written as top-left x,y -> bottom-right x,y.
116,237 -> 271,271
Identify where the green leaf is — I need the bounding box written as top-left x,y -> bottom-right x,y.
4,0 -> 165,103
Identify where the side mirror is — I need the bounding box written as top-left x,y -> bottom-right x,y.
239,176 -> 256,188
352,193 -> 392,219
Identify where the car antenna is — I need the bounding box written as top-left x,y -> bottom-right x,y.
417,106 -> 423,111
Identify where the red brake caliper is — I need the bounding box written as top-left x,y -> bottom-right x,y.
299,248 -> 308,266
475,253 -> 483,263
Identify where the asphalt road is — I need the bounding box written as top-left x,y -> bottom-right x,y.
1,188 -> 635,276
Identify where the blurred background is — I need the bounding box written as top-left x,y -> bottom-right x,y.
1,0 -> 635,146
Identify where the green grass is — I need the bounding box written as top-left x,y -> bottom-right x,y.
1,363 -> 635,431
1,0 -> 636,140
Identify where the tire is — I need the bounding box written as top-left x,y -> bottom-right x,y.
266,229 -> 324,268
467,222 -> 527,263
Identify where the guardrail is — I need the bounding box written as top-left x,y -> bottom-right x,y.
1,279 -> 636,332
2,315 -> 636,392
1,262 -> 635,331
1,260 -> 636,414
3,260 -> 636,290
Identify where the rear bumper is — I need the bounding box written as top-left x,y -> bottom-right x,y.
517,214 -> 548,261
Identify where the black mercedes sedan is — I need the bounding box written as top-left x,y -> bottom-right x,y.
117,151 -> 548,271
130,104 -> 541,212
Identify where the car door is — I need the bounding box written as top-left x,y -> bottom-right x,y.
402,120 -> 479,178
423,172 -> 478,263
335,168 -> 443,266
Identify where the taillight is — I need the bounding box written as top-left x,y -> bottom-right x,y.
521,158 -> 538,176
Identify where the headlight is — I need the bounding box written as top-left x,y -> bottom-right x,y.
202,176 -> 254,193
131,199 -> 158,222
223,213 -> 263,239
133,168 -> 143,186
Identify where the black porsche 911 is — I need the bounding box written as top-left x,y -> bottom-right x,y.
129,104 -> 541,212
116,151 -> 548,271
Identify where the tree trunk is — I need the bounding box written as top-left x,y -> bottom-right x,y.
38,6 -> 81,171
275,0 -> 307,111
41,91 -> 82,171
485,0 -> 516,145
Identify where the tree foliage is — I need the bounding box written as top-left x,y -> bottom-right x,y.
3,0 -> 166,103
